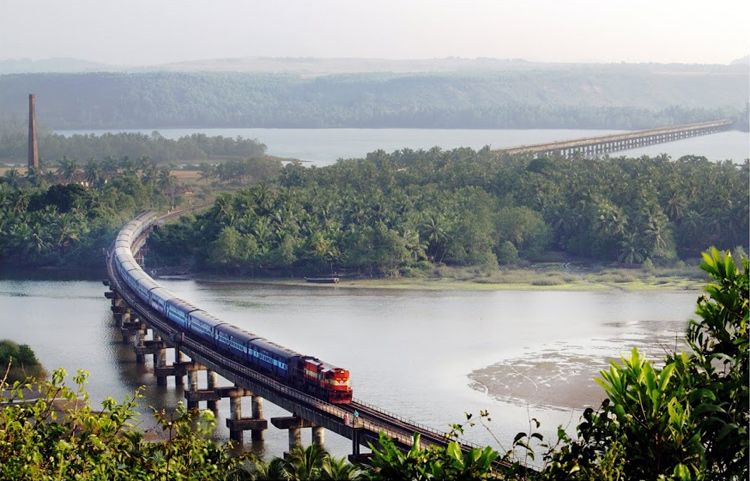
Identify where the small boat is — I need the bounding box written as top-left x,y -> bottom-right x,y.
305,277 -> 340,284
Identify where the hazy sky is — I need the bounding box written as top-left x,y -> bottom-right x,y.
1,0 -> 748,65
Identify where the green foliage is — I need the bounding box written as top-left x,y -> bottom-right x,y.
0,155 -> 192,268
366,431 -> 504,480
0,368 -> 252,481
538,248 -> 748,480
0,340 -> 46,383
153,150 -> 748,276
0,129 -> 266,164
249,444 -> 363,480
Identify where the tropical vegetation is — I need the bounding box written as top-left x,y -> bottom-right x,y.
0,127 -> 267,165
149,149 -> 748,276
0,156 -> 183,268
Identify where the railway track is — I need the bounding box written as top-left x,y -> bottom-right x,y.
106,211 -> 517,470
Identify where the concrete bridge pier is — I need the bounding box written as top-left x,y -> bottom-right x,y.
206,370 -> 218,413
187,369 -> 200,410
251,395 -> 264,441
312,425 -> 325,448
226,388 -> 268,444
271,415 -> 325,454
135,327 -> 146,364
174,349 -> 185,386
154,339 -> 168,387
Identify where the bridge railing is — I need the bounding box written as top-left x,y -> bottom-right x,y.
109,212 -> 501,457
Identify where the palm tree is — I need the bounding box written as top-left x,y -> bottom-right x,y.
319,456 -> 364,480
252,456 -> 289,480
56,156 -> 79,183
285,444 -> 328,480
157,168 -> 177,209
3,168 -> 22,187
84,159 -> 103,187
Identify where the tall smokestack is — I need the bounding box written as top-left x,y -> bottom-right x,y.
28,94 -> 39,170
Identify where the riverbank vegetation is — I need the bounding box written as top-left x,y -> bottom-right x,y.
0,340 -> 46,383
148,148 -> 748,278
0,126 -> 268,165
2,249 -> 746,480
0,156 -> 186,268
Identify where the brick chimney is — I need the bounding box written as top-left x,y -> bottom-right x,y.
28,94 -> 39,170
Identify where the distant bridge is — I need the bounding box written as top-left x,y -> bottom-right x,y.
498,119 -> 734,158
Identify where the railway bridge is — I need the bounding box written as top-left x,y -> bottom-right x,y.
499,119 -> 734,158
104,210 -> 504,465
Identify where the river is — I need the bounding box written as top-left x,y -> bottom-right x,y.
56,128 -> 750,166
0,272 -> 700,459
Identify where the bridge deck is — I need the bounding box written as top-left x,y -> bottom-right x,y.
500,119 -> 733,156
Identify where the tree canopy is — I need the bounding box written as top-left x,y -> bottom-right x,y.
150,149 -> 749,276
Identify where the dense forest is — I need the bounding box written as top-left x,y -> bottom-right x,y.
0,128 -> 267,164
148,149 -> 749,276
1,65 -> 747,130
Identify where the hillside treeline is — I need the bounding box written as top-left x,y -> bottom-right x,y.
149,149 -> 749,276
0,129 -> 266,164
1,69 -> 746,130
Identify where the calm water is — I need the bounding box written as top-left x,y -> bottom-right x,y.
0,275 -> 699,458
56,128 -> 750,166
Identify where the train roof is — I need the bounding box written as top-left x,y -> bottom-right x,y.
167,297 -> 202,313
187,309 -> 225,326
250,337 -> 302,361
215,322 -> 262,340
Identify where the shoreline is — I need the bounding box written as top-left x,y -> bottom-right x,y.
176,265 -> 708,292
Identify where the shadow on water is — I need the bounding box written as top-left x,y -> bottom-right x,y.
1,267 -> 107,282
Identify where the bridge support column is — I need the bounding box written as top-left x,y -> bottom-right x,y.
135,327 -> 146,364
312,426 -> 325,449
271,416 -> 314,455
155,345 -> 168,386
152,332 -> 161,365
174,349 -> 185,386
289,427 -> 302,451
187,369 -> 199,410
251,396 -> 265,441
225,388 -> 267,445
229,394 -> 244,444
111,296 -> 124,327
206,370 -> 218,413
120,311 -> 135,344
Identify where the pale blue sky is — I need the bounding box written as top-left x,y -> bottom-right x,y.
1,0 -> 748,65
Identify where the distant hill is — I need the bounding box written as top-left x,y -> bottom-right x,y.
0,60 -> 746,130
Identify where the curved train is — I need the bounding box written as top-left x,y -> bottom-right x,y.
113,212 -> 353,404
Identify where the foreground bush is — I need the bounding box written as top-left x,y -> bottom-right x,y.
536,248 -> 748,480
0,370 -> 252,481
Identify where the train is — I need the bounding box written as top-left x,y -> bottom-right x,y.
113,211 -> 353,404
